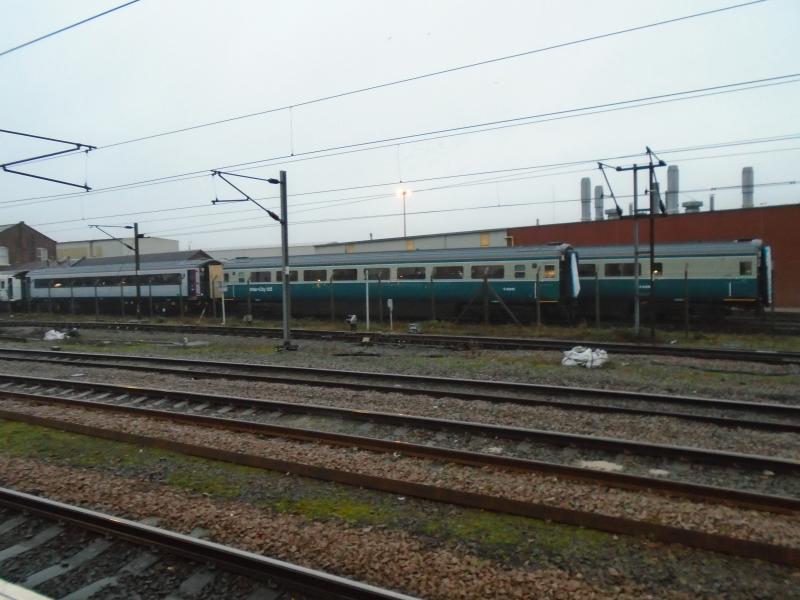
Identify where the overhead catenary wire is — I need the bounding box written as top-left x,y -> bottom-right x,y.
0,0 -> 142,58
6,75 -> 800,210
76,0 -> 766,150
32,137 -> 800,234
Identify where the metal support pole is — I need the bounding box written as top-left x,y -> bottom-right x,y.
69,281 -> 75,315
535,270 -> 541,330
364,269 -> 371,331
279,170 -> 292,349
211,277 -> 217,318
684,264 -> 690,337
94,280 -> 99,317
246,277 -> 253,324
329,277 -> 335,321
633,166 -> 640,335
483,275 -> 489,325
402,190 -> 407,238
648,160 -> 657,340
430,274 -> 436,321
134,223 -> 142,319
179,275 -> 185,319
378,277 -> 384,324
148,278 -> 154,318
220,280 -> 226,325
119,283 -> 125,317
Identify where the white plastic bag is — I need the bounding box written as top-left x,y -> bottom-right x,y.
561,346 -> 608,368
43,329 -> 66,341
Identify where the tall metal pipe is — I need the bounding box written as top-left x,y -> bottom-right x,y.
580,177 -> 591,221
742,166 -> 754,208
666,165 -> 679,214
594,185 -> 604,220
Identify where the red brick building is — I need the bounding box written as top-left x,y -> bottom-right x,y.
508,203 -> 800,308
0,222 -> 57,268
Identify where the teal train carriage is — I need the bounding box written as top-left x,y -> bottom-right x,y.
221,244 -> 580,320
575,239 -> 772,315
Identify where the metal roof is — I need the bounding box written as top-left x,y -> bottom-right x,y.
224,244 -> 572,270
575,240 -> 764,259
28,251 -> 219,277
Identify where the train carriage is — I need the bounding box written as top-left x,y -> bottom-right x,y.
25,251 -> 222,312
575,239 -> 772,315
222,244 -> 580,320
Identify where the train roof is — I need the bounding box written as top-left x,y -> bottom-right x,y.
27,250 -> 220,277
223,244 -> 573,269
575,240 -> 764,259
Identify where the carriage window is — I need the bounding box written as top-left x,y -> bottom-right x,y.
223,273 -> 230,282
432,266 -> 463,279
303,269 -> 327,282
605,263 -> 640,277
471,265 -> 505,279
276,270 -> 298,281
332,269 -> 357,281
543,265 -> 556,279
740,261 -> 752,276
578,263 -> 596,277
398,267 -> 426,280
366,268 -> 390,280
250,271 -> 271,282
651,262 -> 664,276
514,265 -> 526,279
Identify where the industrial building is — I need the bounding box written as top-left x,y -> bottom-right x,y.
56,236 -> 180,261
0,222 -> 57,267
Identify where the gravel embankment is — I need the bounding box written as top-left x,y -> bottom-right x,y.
0,456 -> 670,600
1,397 -> 798,550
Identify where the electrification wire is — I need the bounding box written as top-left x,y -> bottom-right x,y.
87,0 -> 768,150
150,180 -> 799,238
30,134 -> 800,233
6,75 -> 800,210
0,0 -> 142,58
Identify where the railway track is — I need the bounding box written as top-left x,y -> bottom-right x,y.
2,319 -> 800,365
0,346 -> 797,434
0,371 -> 798,509
0,487 -> 416,600
1,381 -> 799,569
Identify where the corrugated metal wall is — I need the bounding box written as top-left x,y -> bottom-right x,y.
508,203 -> 800,308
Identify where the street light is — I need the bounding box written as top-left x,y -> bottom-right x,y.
89,223 -> 144,318
211,169 -> 295,350
395,188 -> 412,238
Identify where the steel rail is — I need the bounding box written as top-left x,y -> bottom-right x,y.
1,414 -> 799,569
0,372 -> 797,473
0,487 -> 418,600
3,319 -> 800,364
0,373 -> 798,514
0,347 -> 798,433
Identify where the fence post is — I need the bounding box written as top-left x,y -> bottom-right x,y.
594,272 -> 600,327
482,275 -> 489,325
683,263 -> 689,337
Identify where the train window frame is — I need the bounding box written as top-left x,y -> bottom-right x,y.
514,264 -> 526,279
275,270 -> 298,282
604,263 -> 641,277
432,266 -> 463,280
366,267 -> 390,281
332,268 -> 358,281
303,269 -> 327,282
470,265 -> 505,279
397,266 -> 426,280
578,263 -> 596,277
250,271 -> 271,283
543,264 -> 556,279
740,261 -> 753,276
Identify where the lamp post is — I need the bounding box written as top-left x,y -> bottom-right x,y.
396,188 -> 412,238
89,223 -> 144,318
211,169 -> 295,350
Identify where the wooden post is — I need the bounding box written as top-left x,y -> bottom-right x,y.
482,275 -> 489,325
683,263 -> 690,337
148,278 -> 154,318
594,272 -> 600,327
329,277 -> 335,322
535,270 -> 541,330
430,274 -> 436,321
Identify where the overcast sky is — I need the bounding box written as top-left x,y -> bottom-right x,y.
1,0 -> 798,250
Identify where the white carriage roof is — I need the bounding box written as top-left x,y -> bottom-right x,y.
575,240 -> 764,259
27,250 -> 219,277
223,244 -> 573,269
